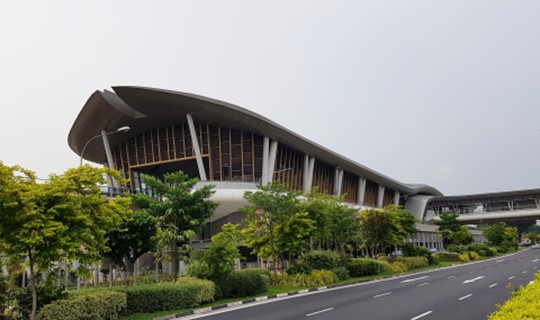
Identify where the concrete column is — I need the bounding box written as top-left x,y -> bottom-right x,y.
357,178 -> 366,205
267,140 -> 279,184
262,137 -> 270,185
303,155 -> 315,192
394,191 -> 400,205
101,130 -> 120,188
377,185 -> 385,208
334,168 -> 343,195
186,114 -> 207,181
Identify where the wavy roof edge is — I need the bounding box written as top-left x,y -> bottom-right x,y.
68,86 -> 443,197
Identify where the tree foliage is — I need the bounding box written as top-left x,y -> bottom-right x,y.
432,212 -> 461,248
242,183 -> 313,264
357,205 -> 417,256
0,163 -> 130,319
129,171 -> 217,279
483,222 -> 518,248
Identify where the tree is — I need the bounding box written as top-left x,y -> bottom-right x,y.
483,222 -> 518,248
0,163 -> 130,320
303,190 -> 357,252
193,223 -> 243,280
356,205 -> 417,256
242,183 -> 313,267
104,209 -> 157,274
129,171 -> 217,280
432,213 -> 461,248
449,226 -> 473,245
357,208 -> 397,256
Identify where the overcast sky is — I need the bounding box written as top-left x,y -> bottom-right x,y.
1,1 -> 539,196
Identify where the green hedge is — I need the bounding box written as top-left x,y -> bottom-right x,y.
215,269 -> 269,299
489,273 -> 540,319
395,257 -> 429,269
176,277 -> 215,304
433,251 -> 460,261
303,251 -> 342,270
271,270 -> 338,287
346,258 -> 387,277
36,291 -> 126,320
123,283 -> 199,313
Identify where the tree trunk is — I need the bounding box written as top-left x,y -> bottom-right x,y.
171,244 -> 179,280
28,248 -> 37,320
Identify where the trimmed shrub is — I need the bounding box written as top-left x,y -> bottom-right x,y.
402,244 -> 436,265
286,263 -> 313,275
176,277 -> 215,304
15,284 -> 67,319
215,269 -> 269,299
185,260 -> 211,280
271,270 -> 338,287
388,262 -> 408,273
489,273 -> 540,319
433,251 -> 460,261
36,291 -> 126,320
458,253 -> 470,262
331,267 -> 350,281
468,251 -> 481,261
123,283 -> 199,313
395,257 -> 429,269
303,251 -> 342,270
346,258 -> 387,277
467,244 -> 496,257
447,245 -> 467,254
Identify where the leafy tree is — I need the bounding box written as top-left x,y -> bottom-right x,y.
483,222 -> 518,248
104,209 -> 157,273
130,171 -> 217,280
356,205 -> 417,256
303,190 -> 357,251
432,213 -> 461,248
194,223 -> 243,280
0,163 -> 130,319
357,208 -> 397,256
449,226 -> 473,245
242,183 -> 312,267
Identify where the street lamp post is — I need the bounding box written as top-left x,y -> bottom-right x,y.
79,126 -> 131,166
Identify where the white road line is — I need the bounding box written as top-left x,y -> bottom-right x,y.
533,267 -> 537,270
532,259 -> 539,262
523,271 -> 528,274
496,259 -> 505,262
463,276 -> 484,284
373,292 -> 392,298
508,276 -> 515,280
401,276 -> 429,283
411,310 -> 433,320
489,283 -> 497,288
306,307 -> 334,317
446,275 -> 456,279
417,282 -> 430,287
458,294 -> 473,301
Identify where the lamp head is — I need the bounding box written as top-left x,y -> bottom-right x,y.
116,126 -> 131,133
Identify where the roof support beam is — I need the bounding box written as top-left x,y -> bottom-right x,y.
377,185 -> 385,208
394,191 -> 400,205
334,167 -> 343,195
261,137 -> 278,185
357,178 -> 366,206
267,140 -> 279,184
186,114 -> 207,181
303,155 -> 315,192
101,130 -> 120,189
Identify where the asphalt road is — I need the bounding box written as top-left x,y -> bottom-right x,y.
183,249 -> 540,320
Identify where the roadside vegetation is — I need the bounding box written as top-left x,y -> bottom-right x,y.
489,272 -> 540,319
0,163 -> 522,320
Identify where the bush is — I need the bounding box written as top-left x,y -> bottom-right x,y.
458,253 -> 470,262
489,273 -> 540,319
15,284 -> 67,319
467,244 -> 496,257
185,260 -> 211,280
346,259 -> 387,277
36,291 -> 126,320
215,269 -> 269,299
271,270 -> 338,287
401,244 -> 436,265
395,257 -> 429,269
468,251 -> 481,261
0,272 -> 7,316
433,251 -> 460,261
286,263 -> 312,275
303,251 -> 342,270
331,267 -> 350,281
123,283 -> 200,313
176,277 -> 215,304
447,245 -> 467,254
387,262 -> 408,273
